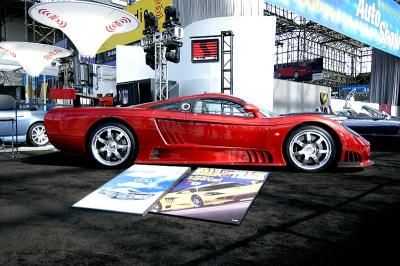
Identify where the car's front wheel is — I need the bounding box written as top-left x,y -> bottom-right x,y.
285,125 -> 336,172
151,202 -> 162,212
88,122 -> 136,169
192,195 -> 204,208
28,122 -> 49,147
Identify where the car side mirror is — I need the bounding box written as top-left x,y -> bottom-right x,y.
244,103 -> 262,118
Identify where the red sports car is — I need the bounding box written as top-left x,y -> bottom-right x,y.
44,93 -> 372,172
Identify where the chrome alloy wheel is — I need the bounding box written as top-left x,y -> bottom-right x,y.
288,129 -> 332,171
30,123 -> 49,146
91,126 -> 132,167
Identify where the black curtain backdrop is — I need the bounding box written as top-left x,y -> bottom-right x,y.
370,48 -> 400,105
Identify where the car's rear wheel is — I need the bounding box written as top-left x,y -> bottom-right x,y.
285,125 -> 336,172
192,195 -> 204,208
28,122 -> 49,147
88,122 -> 136,169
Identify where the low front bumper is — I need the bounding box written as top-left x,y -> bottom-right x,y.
339,134 -> 373,168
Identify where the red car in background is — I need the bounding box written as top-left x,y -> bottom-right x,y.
44,93 -> 372,172
275,58 -> 323,80
275,65 -> 312,80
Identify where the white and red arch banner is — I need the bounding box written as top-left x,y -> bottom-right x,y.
29,1 -> 139,57
0,42 -> 71,77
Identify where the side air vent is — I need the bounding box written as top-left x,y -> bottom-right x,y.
156,119 -> 185,145
246,151 -> 272,164
344,151 -> 362,162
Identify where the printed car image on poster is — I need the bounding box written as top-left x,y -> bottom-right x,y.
151,168 -> 269,225
72,164 -> 190,215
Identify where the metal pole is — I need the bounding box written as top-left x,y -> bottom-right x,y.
43,75 -> 47,111
24,0 -> 28,42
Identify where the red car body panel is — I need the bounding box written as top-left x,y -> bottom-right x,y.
44,93 -> 372,168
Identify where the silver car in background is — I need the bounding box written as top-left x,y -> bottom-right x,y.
0,108 -> 48,146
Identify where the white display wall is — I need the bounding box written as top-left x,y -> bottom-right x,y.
116,45 -> 153,83
169,16 -> 276,111
116,16 -> 276,110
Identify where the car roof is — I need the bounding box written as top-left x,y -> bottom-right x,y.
136,93 -> 247,109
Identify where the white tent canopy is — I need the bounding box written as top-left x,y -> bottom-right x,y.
0,41 -> 71,77
29,1 -> 140,57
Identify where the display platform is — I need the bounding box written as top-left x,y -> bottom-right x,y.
72,164 -> 190,215
151,168 -> 270,225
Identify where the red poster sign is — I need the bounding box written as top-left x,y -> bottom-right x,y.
191,39 -> 219,63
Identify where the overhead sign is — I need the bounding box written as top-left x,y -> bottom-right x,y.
338,84 -> 370,93
191,39 -> 219,63
97,0 -> 172,53
266,0 -> 400,58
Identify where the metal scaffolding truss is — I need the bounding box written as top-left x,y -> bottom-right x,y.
265,3 -> 372,87
221,31 -> 234,95
0,0 -> 64,44
154,32 -> 169,101
23,0 -> 63,44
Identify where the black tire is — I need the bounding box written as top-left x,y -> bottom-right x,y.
88,122 -> 136,169
151,202 -> 162,212
191,195 -> 204,208
285,125 -> 336,172
28,122 -> 49,147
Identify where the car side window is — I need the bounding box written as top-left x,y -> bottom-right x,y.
151,101 -> 181,111
194,99 -> 253,117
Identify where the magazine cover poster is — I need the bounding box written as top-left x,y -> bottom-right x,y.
151,168 -> 269,225
72,164 -> 190,216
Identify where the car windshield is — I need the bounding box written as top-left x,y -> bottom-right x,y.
361,105 -> 387,119
259,107 -> 279,118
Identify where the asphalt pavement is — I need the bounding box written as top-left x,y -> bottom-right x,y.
1,146 -> 400,265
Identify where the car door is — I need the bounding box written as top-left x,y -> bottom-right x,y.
0,109 -> 31,139
183,98 -> 269,149
151,100 -> 193,145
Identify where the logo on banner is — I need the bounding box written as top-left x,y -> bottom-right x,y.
38,8 -> 67,28
106,17 -> 133,32
0,46 -> 16,57
43,48 -> 64,60
154,0 -> 164,19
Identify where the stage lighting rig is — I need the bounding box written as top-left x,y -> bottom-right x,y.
141,6 -> 183,100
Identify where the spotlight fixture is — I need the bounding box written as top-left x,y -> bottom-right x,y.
165,46 -> 180,63
163,6 -> 180,29
144,47 -> 156,70
143,12 -> 159,35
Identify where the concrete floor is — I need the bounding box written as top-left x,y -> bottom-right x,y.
1,148 -> 399,265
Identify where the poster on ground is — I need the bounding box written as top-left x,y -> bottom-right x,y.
151,168 -> 269,225
72,164 -> 190,216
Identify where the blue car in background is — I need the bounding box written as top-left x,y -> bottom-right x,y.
0,107 -> 48,146
336,105 -> 400,149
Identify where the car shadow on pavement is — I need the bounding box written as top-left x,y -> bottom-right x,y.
21,151 -> 98,169
20,151 -> 366,173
